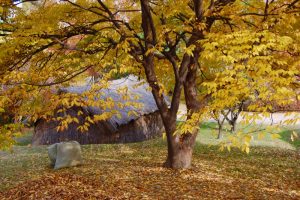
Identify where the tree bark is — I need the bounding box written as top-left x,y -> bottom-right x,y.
163,129 -> 198,169
167,148 -> 193,169
164,143 -> 194,169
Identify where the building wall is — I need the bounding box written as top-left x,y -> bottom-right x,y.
32,111 -> 164,145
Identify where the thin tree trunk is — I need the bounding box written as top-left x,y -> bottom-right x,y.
231,120 -> 236,132
218,110 -> 230,138
217,122 -> 223,139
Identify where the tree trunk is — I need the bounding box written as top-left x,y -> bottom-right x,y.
164,144 -> 193,169
162,59 -> 200,169
231,120 -> 236,132
229,119 -> 237,133
164,55 -> 201,169
164,129 -> 197,169
217,124 -> 222,139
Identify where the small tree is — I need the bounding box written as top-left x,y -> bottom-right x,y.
211,100 -> 244,139
223,101 -> 245,133
211,110 -> 227,139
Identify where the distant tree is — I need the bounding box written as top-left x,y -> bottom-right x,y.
211,109 -> 228,139
211,100 -> 244,139
223,101 -> 245,133
0,0 -> 299,168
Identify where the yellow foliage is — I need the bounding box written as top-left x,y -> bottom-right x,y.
0,0 -> 299,151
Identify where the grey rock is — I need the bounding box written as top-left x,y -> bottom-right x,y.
47,143 -> 57,166
47,141 -> 82,170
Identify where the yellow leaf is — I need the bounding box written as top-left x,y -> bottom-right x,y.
271,133 -> 281,139
227,145 -> 231,152
162,132 -> 166,140
245,147 -> 250,154
292,131 -> 298,138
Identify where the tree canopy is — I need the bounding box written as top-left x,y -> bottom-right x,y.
0,0 -> 299,168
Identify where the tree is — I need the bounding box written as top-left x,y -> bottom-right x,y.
0,0 -> 299,168
211,109 -> 228,139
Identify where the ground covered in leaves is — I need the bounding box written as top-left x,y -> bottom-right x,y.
0,139 -> 299,200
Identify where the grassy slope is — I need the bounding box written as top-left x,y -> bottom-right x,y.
0,133 -> 299,199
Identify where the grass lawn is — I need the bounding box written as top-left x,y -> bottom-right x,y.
198,122 -> 300,150
0,125 -> 299,199
278,130 -> 300,149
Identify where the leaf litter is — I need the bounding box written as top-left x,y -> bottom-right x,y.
0,140 -> 299,199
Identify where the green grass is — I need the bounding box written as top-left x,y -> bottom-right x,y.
198,122 -> 299,150
15,129 -> 33,146
278,129 -> 300,149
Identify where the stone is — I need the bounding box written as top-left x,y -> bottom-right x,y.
47,143 -> 57,167
47,141 -> 82,170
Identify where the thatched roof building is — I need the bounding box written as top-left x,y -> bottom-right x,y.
32,76 -> 166,145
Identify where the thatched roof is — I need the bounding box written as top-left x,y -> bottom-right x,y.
59,75 -> 168,131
